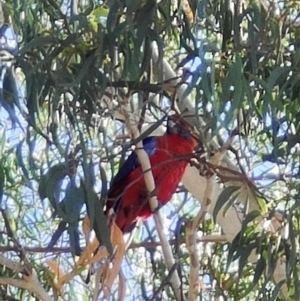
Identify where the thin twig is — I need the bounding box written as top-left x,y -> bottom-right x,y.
0,209 -> 52,301
185,221 -> 199,301
0,255 -> 27,274
0,209 -> 32,275
153,213 -> 184,300
0,235 -> 227,254
150,40 -> 287,297
120,101 -> 184,301
150,262 -> 179,301
0,277 -> 52,301
187,148 -> 227,301
45,0 -> 71,34
120,96 -> 159,213
0,289 -> 21,301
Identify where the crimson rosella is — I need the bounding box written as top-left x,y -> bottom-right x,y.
106,114 -> 197,233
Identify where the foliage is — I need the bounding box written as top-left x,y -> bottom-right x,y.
0,0 -> 299,300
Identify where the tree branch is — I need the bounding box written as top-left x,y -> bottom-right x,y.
0,254 -> 27,274
186,148 -> 227,301
0,235 -> 227,254
0,276 -> 52,301
120,98 -> 184,301
0,209 -> 52,301
150,42 -> 287,296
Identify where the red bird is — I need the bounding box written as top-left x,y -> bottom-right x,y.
106,115 -> 197,233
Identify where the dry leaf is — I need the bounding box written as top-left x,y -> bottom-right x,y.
56,238 -> 101,289
77,237 -> 100,267
117,271 -> 127,301
56,221 -> 126,294
180,0 -> 194,23
46,260 -> 65,294
103,222 -> 126,297
82,215 -> 91,242
46,260 -> 64,281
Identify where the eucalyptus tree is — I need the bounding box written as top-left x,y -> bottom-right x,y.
0,0 -> 299,300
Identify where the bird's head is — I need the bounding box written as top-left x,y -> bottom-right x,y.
166,114 -> 195,140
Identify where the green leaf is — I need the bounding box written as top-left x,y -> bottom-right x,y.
253,256 -> 266,284
16,140 -> 30,182
106,0 -> 120,34
268,66 -> 291,91
238,257 -> 266,298
99,164 -> 108,207
84,178 -> 113,255
38,164 -> 68,209
139,35 -> 151,78
62,178 -> 85,224
269,280 -> 285,301
241,210 -> 261,235
256,195 -> 268,214
222,190 -> 241,218
0,129 -> 6,156
91,6 -> 109,19
238,244 -> 255,278
231,54 -> 243,109
19,36 -> 59,55
0,164 -> 4,204
0,66 -> 21,129
69,13 -> 89,28
213,186 -> 240,222
226,233 -> 240,272
63,51 -> 96,88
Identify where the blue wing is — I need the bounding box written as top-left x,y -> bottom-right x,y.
109,137 -> 157,191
